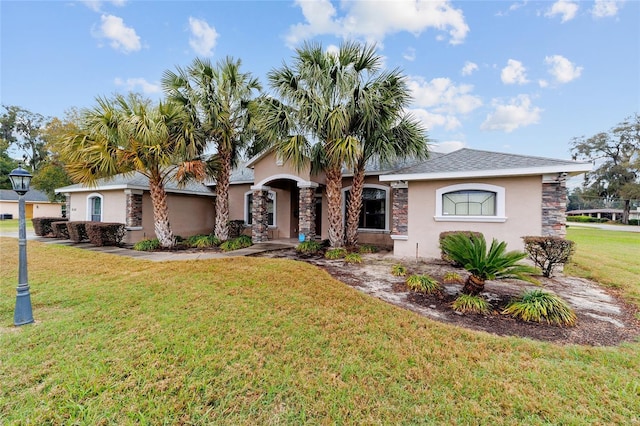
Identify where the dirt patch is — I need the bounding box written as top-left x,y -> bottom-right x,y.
255,248 -> 640,347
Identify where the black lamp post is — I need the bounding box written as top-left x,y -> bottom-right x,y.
8,164 -> 34,326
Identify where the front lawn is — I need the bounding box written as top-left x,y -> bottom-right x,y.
1,237 -> 639,424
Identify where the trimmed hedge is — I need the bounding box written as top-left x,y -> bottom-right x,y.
522,236 -> 575,278
86,222 -> 126,246
32,217 -> 67,237
51,221 -> 70,239
439,230 -> 483,265
67,221 -> 90,243
566,215 -> 608,223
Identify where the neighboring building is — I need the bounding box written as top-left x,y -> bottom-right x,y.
56,173 -> 216,245
55,148 -> 592,258
0,189 -> 64,219
566,208 -> 640,222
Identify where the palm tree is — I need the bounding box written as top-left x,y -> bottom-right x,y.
162,57 -> 262,241
59,94 -> 205,248
344,70 -> 430,247
261,41 -> 382,248
440,233 -> 539,295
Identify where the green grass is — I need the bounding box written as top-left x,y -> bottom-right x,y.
1,236 -> 639,424
566,227 -> 640,311
0,219 -> 32,232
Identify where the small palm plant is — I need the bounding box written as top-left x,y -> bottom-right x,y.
503,289 -> 577,326
440,233 -> 538,295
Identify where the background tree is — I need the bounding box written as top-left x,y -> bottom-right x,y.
262,41 -> 383,248
571,114 -> 640,224
0,139 -> 19,189
163,57 -> 262,241
0,105 -> 50,172
60,94 -> 205,248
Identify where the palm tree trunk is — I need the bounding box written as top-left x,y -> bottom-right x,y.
214,149 -> 232,241
325,166 -> 345,248
148,177 -> 175,248
345,164 -> 365,247
462,274 -> 485,296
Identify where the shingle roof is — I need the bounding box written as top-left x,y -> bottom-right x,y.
380,148 -> 592,181
0,188 -> 52,202
55,172 -> 215,196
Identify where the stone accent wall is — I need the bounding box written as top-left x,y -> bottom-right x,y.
541,178 -> 567,237
125,190 -> 143,227
298,187 -> 316,240
391,182 -> 408,236
251,189 -> 270,243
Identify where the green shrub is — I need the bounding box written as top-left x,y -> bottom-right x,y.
502,289 -> 577,326
133,238 -> 160,251
296,240 -> 323,254
452,294 -> 491,314
566,215 -> 608,223
523,236 -> 575,277
325,248 -> 347,260
406,274 -> 441,294
344,252 -> 363,264
443,271 -> 463,284
51,221 -> 70,239
186,234 -> 220,248
358,244 -> 378,254
629,219 -> 639,226
86,222 -> 126,246
391,264 -> 407,277
32,217 -> 66,237
439,230 -> 483,265
220,235 -> 253,252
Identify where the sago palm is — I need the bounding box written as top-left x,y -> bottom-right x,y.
440,233 -> 539,295
261,41 -> 382,248
162,57 -> 262,241
60,93 -> 205,248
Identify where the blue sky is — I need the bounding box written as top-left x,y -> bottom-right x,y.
1,0 -> 638,161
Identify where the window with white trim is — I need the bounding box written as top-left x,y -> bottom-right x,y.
435,183 -> 506,222
343,185 -> 389,230
245,191 -> 276,227
87,193 -> 103,222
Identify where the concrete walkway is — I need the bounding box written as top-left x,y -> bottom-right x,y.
0,230 -> 298,262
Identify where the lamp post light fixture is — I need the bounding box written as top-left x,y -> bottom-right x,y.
8,164 -> 34,326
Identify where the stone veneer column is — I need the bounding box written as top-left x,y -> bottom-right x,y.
541,175 -> 567,237
391,181 -> 409,239
251,186 -> 270,243
298,184 -> 318,241
125,189 -> 144,228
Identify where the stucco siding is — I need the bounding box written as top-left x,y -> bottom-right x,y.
393,176 -> 543,259
0,201 -> 63,219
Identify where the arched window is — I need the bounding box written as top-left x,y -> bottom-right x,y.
342,184 -> 389,231
245,191 -> 276,227
435,183 -> 506,222
86,193 -> 103,222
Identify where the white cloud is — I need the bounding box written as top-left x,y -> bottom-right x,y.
538,79 -> 549,88
461,61 -> 478,76
82,1 -> 126,12
544,55 -> 583,83
430,140 -> 466,153
591,0 -> 623,18
114,77 -> 161,94
481,95 -> 542,132
188,17 -> 218,56
403,47 -> 416,61
408,76 -> 482,115
286,0 -> 469,47
500,59 -> 529,85
408,108 -> 462,131
94,14 -> 141,53
545,0 -> 579,23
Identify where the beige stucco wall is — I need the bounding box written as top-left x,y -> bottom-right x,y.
393,176 -> 543,259
0,201 -> 63,219
67,190 -> 127,223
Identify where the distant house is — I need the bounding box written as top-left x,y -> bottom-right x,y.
0,189 -> 64,219
566,208 -> 640,222
55,148 -> 592,257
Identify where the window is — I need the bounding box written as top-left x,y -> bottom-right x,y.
435,183 -> 506,222
442,190 -> 496,216
245,191 -> 276,227
87,193 -> 103,222
343,185 -> 389,230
